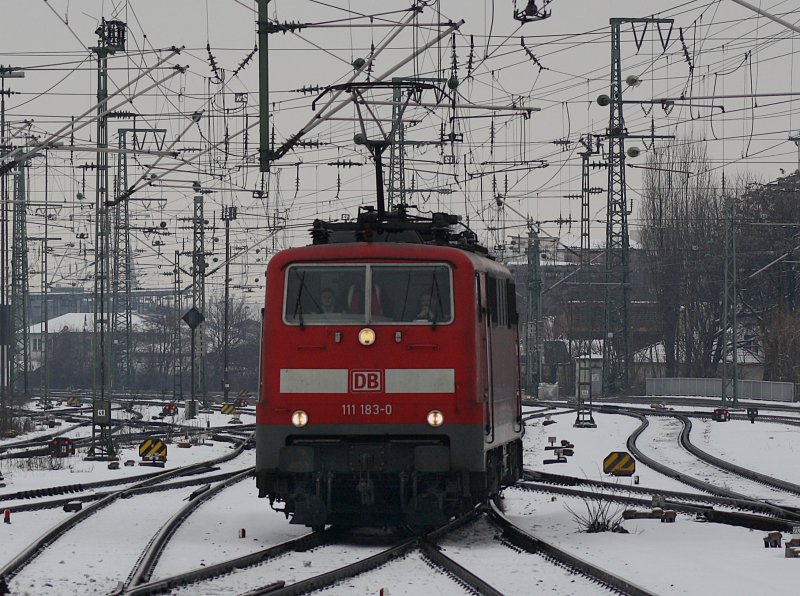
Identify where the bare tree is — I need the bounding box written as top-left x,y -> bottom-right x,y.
639,140 -> 724,377
133,307 -> 175,391
736,173 -> 800,381
203,296 -> 260,393
49,324 -> 92,389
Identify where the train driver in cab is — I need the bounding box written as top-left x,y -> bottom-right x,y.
317,287 -> 339,314
415,291 -> 438,321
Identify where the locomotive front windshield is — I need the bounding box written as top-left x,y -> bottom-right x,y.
284,263 -> 453,325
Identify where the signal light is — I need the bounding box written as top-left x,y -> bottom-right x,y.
427,410 -> 444,427
291,410 -> 308,428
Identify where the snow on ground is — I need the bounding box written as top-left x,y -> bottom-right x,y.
0,508 -> 71,569
10,490 -> 191,594
154,452 -> 309,579
439,516 -> 604,595
313,551 -> 465,595
605,396 -> 800,416
636,416 -> 798,503
2,399 -> 800,594
0,437 -> 242,499
169,541 -> 383,595
693,417 -> 800,485
510,404 -> 800,595
3,452 -> 254,593
504,489 -> 799,595
524,411 -> 694,493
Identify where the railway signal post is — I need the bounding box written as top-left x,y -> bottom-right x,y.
183,306 -> 204,418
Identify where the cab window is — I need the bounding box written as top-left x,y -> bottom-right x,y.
284,263 -> 453,325
284,265 -> 366,324
371,265 -> 453,324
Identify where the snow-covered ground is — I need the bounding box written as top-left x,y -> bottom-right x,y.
0,399 -> 798,594
635,416 -> 797,502
512,407 -> 800,595
504,489 -> 798,595
693,418 -> 800,485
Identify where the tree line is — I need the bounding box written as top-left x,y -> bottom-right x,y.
638,140 -> 798,382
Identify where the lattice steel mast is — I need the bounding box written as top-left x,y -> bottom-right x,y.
192,191 -> 207,407
0,66 -> 23,425
525,227 -> 542,397
172,249 -> 183,401
575,136 -> 601,427
10,162 -> 29,394
89,19 -> 125,459
113,128 -> 134,390
221,206 -> 237,403
602,17 -> 672,396
387,82 -> 407,209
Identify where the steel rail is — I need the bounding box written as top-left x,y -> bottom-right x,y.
0,434 -> 251,585
622,411 -> 753,500
418,538 -> 504,596
122,468 -> 254,591
487,502 -> 657,596
513,481 -> 797,532
617,410 -> 800,523
677,414 -> 800,497
241,508 -> 484,596
1,468 -> 247,514
247,537 -> 419,596
523,469 -> 800,518
123,530 -> 331,596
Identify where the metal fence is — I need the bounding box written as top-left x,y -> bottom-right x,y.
646,377 -> 795,402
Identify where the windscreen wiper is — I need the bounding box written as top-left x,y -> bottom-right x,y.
293,273 -> 306,329
430,272 -> 445,329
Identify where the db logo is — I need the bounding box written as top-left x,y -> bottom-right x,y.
350,370 -> 382,392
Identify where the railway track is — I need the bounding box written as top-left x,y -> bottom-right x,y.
485,502 -> 654,595
0,466 -> 247,514
124,528 -> 332,595
121,468 -> 255,592
0,434 -> 253,592
523,468 -> 800,515
676,413 -> 800,497
619,410 -> 800,518
585,395 -> 800,415
0,419 -> 253,462
514,477 -> 799,532
124,501 -> 655,596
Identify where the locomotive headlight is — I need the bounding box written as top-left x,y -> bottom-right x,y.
358,327 -> 376,346
291,410 -> 308,428
427,409 -> 444,427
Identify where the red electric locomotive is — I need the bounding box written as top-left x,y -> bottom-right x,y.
256,209 -> 524,528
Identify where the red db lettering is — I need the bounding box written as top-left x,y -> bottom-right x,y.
350,370 -> 382,392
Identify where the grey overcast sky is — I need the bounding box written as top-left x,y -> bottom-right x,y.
1,0 -> 798,293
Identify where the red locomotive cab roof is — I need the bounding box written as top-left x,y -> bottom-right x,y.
266,241 -> 509,274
